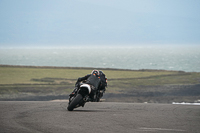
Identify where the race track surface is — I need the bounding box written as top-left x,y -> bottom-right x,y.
0,101 -> 199,133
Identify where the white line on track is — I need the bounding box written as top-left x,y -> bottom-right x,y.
139,127 -> 185,132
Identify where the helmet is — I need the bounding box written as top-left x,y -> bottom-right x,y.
91,69 -> 99,75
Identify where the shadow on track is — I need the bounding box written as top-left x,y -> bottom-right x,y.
72,109 -> 106,112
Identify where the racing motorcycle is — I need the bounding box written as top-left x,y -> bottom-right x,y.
67,82 -> 102,111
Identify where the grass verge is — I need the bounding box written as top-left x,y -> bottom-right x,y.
0,65 -> 200,103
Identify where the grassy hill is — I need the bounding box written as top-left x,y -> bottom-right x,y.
0,65 -> 200,103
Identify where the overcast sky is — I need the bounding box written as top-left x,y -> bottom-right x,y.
0,0 -> 200,48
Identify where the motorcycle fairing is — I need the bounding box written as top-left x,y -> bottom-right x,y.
80,84 -> 92,94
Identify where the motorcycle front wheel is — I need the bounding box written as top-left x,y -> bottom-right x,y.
67,94 -> 83,111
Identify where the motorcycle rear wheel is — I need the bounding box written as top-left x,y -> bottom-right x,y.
67,94 -> 83,111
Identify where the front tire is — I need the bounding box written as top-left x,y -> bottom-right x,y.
67,94 -> 83,111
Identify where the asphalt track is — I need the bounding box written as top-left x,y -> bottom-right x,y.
0,101 -> 200,133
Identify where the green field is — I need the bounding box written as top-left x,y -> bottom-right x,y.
0,65 -> 200,103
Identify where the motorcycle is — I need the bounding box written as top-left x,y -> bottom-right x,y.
67,82 -> 102,111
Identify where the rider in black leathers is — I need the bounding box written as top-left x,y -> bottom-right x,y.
69,70 -> 101,100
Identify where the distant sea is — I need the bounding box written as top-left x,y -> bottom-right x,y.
0,46 -> 200,72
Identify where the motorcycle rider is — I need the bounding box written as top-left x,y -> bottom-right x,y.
69,70 -> 101,100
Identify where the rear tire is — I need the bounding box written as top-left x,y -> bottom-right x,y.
67,94 -> 83,111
